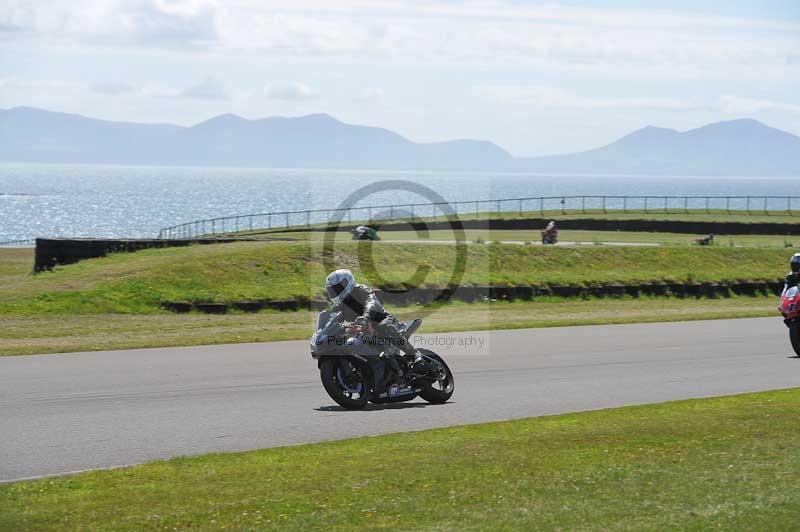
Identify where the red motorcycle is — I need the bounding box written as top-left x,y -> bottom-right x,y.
779,286 -> 800,356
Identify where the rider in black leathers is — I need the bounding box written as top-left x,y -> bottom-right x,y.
785,253 -> 800,292
325,269 -> 416,396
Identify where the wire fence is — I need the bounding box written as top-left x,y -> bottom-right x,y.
0,239 -> 36,247
156,194 -> 800,239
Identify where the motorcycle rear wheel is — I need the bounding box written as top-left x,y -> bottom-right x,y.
320,358 -> 370,409
789,322 -> 800,357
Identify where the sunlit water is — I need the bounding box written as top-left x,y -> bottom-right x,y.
0,163 -> 795,241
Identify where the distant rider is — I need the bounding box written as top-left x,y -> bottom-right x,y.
784,253 -> 800,293
352,225 -> 379,241
324,269 -> 416,395
542,220 -> 558,244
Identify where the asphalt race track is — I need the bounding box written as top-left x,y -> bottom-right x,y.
2,317 -> 799,482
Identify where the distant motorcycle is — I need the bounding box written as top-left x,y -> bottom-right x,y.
541,229 -> 558,245
779,286 -> 800,356
310,310 -> 454,409
695,234 -> 715,246
351,226 -> 380,241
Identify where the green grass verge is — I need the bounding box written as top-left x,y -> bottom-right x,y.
0,243 -> 789,314
3,388 -> 800,530
0,296 -> 778,356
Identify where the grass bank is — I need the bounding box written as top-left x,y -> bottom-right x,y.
0,243 -> 788,314
0,296 -> 778,356
3,388 -> 800,530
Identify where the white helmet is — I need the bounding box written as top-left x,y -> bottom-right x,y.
325,269 -> 356,305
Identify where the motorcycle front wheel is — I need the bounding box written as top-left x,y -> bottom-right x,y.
789,321 -> 800,357
417,349 -> 455,404
320,357 -> 370,409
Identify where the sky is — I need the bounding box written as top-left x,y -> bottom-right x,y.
1,0 -> 798,157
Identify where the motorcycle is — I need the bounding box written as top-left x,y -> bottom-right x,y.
541,229 -> 558,245
351,226 -> 380,241
779,285 -> 800,356
310,310 -> 455,409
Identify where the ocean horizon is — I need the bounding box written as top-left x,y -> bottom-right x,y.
1,162 -> 797,242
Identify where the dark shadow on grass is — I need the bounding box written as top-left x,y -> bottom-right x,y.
315,401 -> 453,412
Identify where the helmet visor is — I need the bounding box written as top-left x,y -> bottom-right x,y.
326,279 -> 350,300
792,260 -> 800,273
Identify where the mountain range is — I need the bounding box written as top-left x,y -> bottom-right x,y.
1,106 -> 798,176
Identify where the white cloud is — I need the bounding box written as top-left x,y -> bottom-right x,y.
0,21 -> 24,33
476,85 -> 695,111
265,81 -> 316,101
717,95 -> 800,115
476,85 -> 800,118
2,1 -> 798,77
0,0 -> 216,48
354,87 -> 384,102
91,81 -> 136,95
0,77 -> 80,90
179,77 -> 229,100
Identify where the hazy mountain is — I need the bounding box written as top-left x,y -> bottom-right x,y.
516,119 -> 800,176
0,106 -> 183,165
1,107 -> 798,176
0,106 -> 511,170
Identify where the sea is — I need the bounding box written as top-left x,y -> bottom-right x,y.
0,162 -> 797,242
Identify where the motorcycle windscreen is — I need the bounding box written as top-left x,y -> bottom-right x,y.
320,311 -> 343,335
316,310 -> 331,331
403,319 -> 422,337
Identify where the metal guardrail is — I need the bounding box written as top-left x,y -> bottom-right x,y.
158,195 -> 800,239
0,238 -> 36,247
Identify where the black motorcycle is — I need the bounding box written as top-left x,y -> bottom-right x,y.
541,229 -> 558,245
351,226 -> 380,241
311,310 -> 454,409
